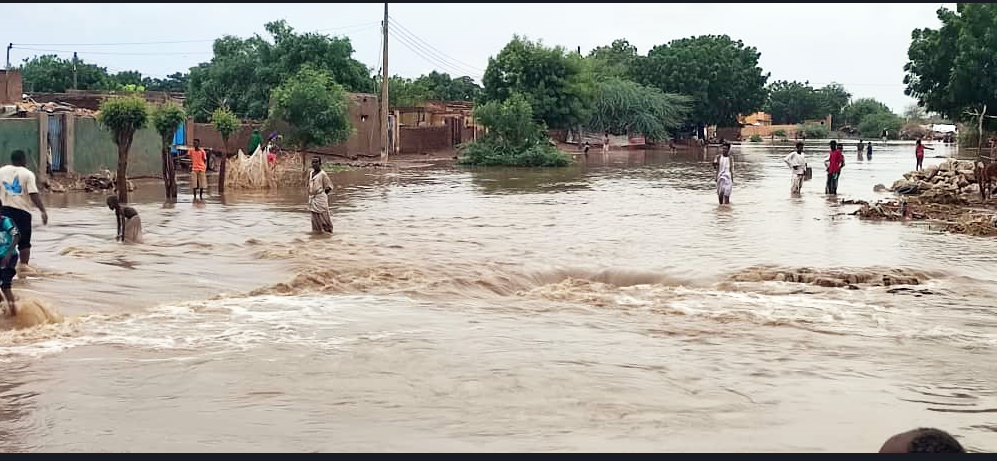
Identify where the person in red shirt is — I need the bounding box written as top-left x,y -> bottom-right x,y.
915,138 -> 933,171
188,138 -> 208,201
823,140 -> 846,195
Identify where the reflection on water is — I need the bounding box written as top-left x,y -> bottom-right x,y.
1,142 -> 995,452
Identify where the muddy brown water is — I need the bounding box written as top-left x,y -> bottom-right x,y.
1,142 -> 995,452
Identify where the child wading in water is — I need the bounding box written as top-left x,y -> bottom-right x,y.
107,196 -> 143,244
713,142 -> 734,204
0,201 -> 21,316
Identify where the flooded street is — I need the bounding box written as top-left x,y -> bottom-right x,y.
1,142 -> 995,452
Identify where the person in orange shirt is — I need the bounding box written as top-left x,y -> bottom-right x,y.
188,138 -> 208,200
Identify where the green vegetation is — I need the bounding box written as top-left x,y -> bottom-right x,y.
586,78 -> 690,141
764,80 -> 851,125
19,55 -> 187,93
151,102 -> 187,199
905,3 -> 997,152
187,20 -> 372,121
772,129 -> 787,138
586,39 -> 639,81
798,123 -> 830,139
211,107 -> 240,193
376,71 -> 483,108
268,66 -> 353,151
482,35 -> 593,129
749,134 -> 763,143
858,112 -> 903,139
97,96 -> 150,203
630,35 -> 769,127
459,93 -> 571,167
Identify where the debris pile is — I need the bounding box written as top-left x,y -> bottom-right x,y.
11,96 -> 97,117
850,199 -> 997,237
887,158 -> 985,204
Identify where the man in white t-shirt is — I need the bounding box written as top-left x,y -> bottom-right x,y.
0,150 -> 49,266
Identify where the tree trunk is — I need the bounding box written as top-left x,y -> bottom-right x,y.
117,137 -> 132,204
977,104 -> 987,161
161,144 -> 177,201
218,139 -> 228,194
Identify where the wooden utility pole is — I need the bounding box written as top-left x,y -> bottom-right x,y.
72,52 -> 78,90
5,43 -> 12,69
380,3 -> 390,163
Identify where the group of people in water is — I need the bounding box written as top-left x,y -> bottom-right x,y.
712,137 -> 938,203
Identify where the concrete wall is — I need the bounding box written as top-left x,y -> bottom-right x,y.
72,116 -> 163,176
0,70 -> 23,105
398,126 -> 451,154
0,118 -> 40,172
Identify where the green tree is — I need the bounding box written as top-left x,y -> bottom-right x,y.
858,112 -> 903,139
765,80 -> 822,124
815,83 -> 851,125
19,54 -> 115,92
586,38 -> 639,80
482,35 -> 593,129
904,103 -> 928,122
143,72 -> 189,93
98,97 -> 150,203
459,93 -> 570,167
413,71 -> 482,101
211,107 -> 240,194
151,103 -> 187,200
586,78 -> 690,141
375,75 -> 431,107
112,70 -> 144,87
904,3 -> 997,151
841,98 -> 893,127
269,66 -> 353,151
631,35 -> 769,128
186,20 -> 373,121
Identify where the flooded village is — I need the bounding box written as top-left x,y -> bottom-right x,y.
0,2 -> 996,453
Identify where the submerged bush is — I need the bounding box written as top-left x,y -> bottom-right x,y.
458,93 -> 572,167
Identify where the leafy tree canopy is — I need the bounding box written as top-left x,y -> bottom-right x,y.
482,35 -> 593,129
269,66 -> 353,150
631,35 -> 769,126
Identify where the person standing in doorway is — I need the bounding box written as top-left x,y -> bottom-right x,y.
784,141 -> 807,195
915,138 -> 933,171
713,143 -> 734,204
309,157 -> 334,234
857,140 -> 865,162
824,140 -> 845,195
0,150 -> 48,268
188,139 -> 208,200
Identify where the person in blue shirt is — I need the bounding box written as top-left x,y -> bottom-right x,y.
0,200 -> 21,316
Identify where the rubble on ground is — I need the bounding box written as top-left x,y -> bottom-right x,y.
46,170 -> 134,194
10,97 -> 97,117
850,199 -> 997,237
887,158 -> 987,204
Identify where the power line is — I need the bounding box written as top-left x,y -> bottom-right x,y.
387,16 -> 484,73
12,47 -> 212,56
11,22 -> 380,47
388,25 -> 481,77
389,32 -> 482,81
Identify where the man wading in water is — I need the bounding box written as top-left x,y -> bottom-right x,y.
0,150 -> 49,267
106,196 -> 143,244
824,140 -> 845,195
713,142 -> 734,204
309,157 -> 333,234
783,141 -> 807,195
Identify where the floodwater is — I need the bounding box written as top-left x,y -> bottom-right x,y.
1,141 -> 995,452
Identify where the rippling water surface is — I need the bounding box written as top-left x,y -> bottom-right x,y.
1,142 -> 995,452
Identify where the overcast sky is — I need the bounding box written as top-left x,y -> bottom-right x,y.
5,3 -> 951,114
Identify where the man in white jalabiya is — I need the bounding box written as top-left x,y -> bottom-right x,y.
713,142 -> 734,205
308,157 -> 333,234
783,141 -> 808,195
